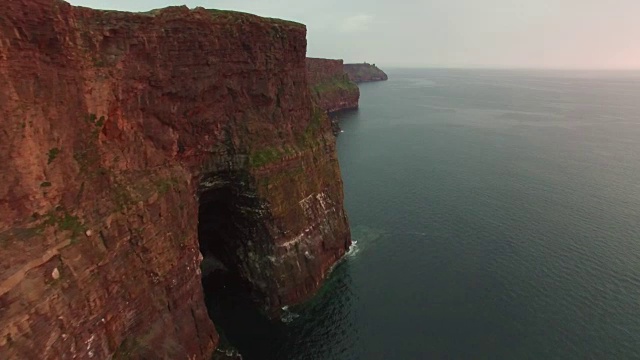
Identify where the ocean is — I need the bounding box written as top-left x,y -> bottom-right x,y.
209,69 -> 640,359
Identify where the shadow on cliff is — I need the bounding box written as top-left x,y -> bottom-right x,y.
202,272 -> 289,359
198,186 -> 287,359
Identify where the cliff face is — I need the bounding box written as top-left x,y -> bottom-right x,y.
344,62 -> 388,83
306,58 -> 359,113
0,1 -> 350,359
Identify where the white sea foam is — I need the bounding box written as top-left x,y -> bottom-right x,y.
346,240 -> 359,257
280,307 -> 300,323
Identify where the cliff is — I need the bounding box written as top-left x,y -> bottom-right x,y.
306,58 -> 359,114
344,62 -> 389,82
0,1 -> 351,359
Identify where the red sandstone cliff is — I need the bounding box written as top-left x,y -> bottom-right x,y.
306,58 -> 360,114
344,62 -> 388,83
0,1 -> 351,359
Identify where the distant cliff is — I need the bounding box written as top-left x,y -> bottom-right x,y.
344,62 -> 388,82
307,58 -> 360,114
0,1 -> 351,359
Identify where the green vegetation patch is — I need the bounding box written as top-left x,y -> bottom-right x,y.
112,182 -> 136,212
43,207 -> 86,240
154,177 -> 180,195
313,76 -> 359,95
85,113 -> 106,138
47,147 -> 61,164
75,113 -> 107,176
249,147 -> 283,168
297,105 -> 326,147
113,337 -> 141,360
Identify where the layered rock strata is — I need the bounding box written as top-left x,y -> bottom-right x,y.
0,1 -> 351,359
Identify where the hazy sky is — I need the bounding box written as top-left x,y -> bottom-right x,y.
68,0 -> 640,69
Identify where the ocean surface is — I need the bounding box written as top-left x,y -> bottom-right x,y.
209,69 -> 640,359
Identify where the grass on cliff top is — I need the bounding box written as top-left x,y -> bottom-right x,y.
249,147 -> 283,168
206,9 -> 302,27
312,77 -> 359,94
85,6 -> 302,27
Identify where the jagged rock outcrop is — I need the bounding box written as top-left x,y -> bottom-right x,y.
306,58 -> 359,114
0,1 -> 351,359
344,62 -> 388,82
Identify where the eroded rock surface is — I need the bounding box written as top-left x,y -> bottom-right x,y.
0,1 -> 351,359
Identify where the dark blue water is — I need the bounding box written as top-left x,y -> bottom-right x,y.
215,69 -> 640,359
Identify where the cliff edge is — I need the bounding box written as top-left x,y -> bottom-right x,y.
0,1 -> 351,359
306,58 -> 360,114
344,62 -> 388,83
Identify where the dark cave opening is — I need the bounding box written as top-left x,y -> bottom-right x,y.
197,186 -> 286,359
198,187 -> 240,275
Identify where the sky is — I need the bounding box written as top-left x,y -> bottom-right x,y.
68,0 -> 640,69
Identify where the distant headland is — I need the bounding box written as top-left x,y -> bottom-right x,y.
344,62 -> 389,83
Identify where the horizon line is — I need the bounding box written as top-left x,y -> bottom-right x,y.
362,65 -> 640,72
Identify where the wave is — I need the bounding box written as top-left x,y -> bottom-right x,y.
346,240 -> 359,257
280,306 -> 300,323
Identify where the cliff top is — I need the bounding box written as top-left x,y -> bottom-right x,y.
60,2 -> 304,28
307,57 -> 344,63
207,8 -> 303,27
